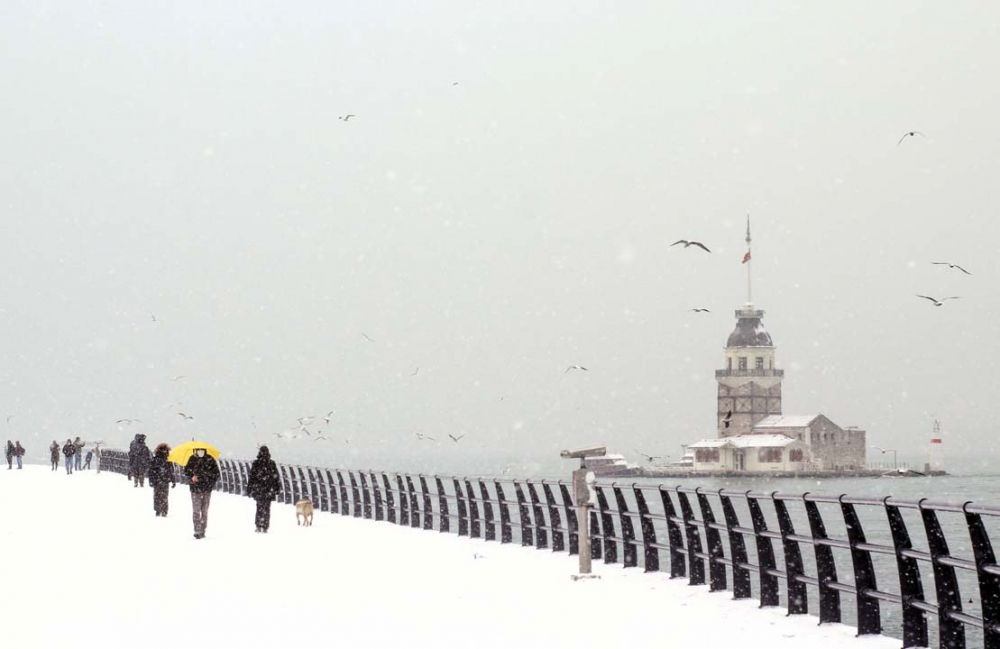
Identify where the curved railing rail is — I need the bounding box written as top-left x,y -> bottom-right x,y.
98,450 -> 1000,649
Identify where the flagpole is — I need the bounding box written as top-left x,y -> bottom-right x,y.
746,214 -> 752,306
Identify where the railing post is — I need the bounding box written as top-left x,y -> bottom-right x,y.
290,465 -> 302,502
719,491 -> 750,598
405,475 -> 421,529
676,490 -> 704,585
920,499 -> 966,649
315,469 -> 329,512
326,469 -> 340,514
773,496 -> 808,615
465,480 -> 480,538
595,486 -> 617,564
527,482 -> 548,550
372,472 -> 384,522
382,473 -> 395,523
633,486 -> 659,572
964,503 -> 1000,649
613,485 -> 637,568
514,481 -> 534,547
885,500 -> 928,648
279,465 -> 292,504
479,480 -> 495,541
337,471 -> 350,516
804,497 -> 841,623
349,472 -> 362,518
696,489 -> 726,591
659,488 -> 686,579
436,477 -> 449,533
454,479 -> 468,536
418,476 -> 433,531
495,481 -> 512,544
840,496 -> 880,635
396,475 -> 409,526
559,483 -> 579,555
359,473 -> 372,519
543,483 -> 564,552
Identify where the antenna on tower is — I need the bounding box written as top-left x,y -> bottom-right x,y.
745,214 -> 753,306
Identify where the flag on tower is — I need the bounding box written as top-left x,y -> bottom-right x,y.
742,250 -> 751,264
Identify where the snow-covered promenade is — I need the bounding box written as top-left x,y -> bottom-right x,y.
1,466 -> 898,649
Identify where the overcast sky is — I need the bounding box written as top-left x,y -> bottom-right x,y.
1,1 -> 998,475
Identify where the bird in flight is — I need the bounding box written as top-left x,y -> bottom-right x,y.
6,415 -> 12,424
411,367 -> 419,376
671,240 -> 711,253
149,312 -> 157,322
689,308 -> 711,313
452,82 -> 459,86
323,411 -> 335,425
177,412 -> 194,420
897,131 -> 926,145
931,262 -> 971,275
723,409 -> 733,429
448,434 -> 465,443
116,418 -> 142,425
299,428 -> 312,437
502,463 -> 515,476
415,432 -> 436,442
565,365 -> 588,373
315,435 -> 330,442
917,295 -> 960,307
274,431 -> 299,440
170,375 -> 186,382
297,416 -> 314,426
361,333 -> 375,343
339,114 -> 356,121
871,446 -> 895,454
634,449 -> 663,464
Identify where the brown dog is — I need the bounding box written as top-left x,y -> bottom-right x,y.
295,498 -> 314,526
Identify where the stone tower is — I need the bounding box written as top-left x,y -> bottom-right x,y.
716,304 -> 783,436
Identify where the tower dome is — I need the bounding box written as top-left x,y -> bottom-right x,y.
726,308 -> 773,347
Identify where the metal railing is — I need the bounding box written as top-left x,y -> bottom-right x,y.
99,449 -> 1000,649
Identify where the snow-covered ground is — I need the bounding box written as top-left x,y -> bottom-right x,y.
1,466 -> 899,648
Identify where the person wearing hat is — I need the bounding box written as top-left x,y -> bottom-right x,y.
147,444 -> 176,516
246,446 -> 281,533
49,441 -> 60,471
62,438 -> 76,474
184,447 -> 219,539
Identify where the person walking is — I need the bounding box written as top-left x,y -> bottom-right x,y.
49,441 -> 60,471
62,439 -> 76,474
246,446 -> 281,533
147,444 -> 176,517
14,441 -> 25,469
184,448 -> 219,539
83,450 -> 93,470
73,437 -> 85,471
127,434 -> 151,487
5,440 -> 13,469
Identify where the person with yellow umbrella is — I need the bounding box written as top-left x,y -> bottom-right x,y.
169,441 -> 221,539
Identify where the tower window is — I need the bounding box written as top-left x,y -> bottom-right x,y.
755,357 -> 764,370
727,358 -> 732,370
738,357 -> 747,370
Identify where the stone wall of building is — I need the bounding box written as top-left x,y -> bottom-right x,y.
808,416 -> 866,470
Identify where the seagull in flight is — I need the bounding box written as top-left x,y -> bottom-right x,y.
177,412 -> 194,420
723,408 -> 733,429
274,431 -> 300,440
871,445 -> 896,454
634,449 -> 664,464
689,308 -> 711,313
323,411 -> 335,425
116,418 -> 142,425
565,365 -> 588,373
361,333 -> 375,343
411,367 -> 419,376
149,312 -> 157,322
415,432 -> 436,442
897,131 -> 926,145
315,435 -> 331,442
917,295 -> 960,307
297,416 -> 314,426
931,262 -> 971,275
671,240 -> 711,253
6,415 -> 13,424
448,434 -> 465,443
339,114 -> 356,121
502,463 -> 515,476
170,375 -> 186,382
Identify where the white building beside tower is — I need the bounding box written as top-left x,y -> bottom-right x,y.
687,220 -> 866,473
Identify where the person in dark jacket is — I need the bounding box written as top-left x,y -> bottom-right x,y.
83,450 -> 93,470
14,441 -> 25,469
5,440 -> 13,469
246,446 -> 282,533
50,441 -> 60,471
147,444 -> 176,516
127,434 -> 151,487
73,437 -> 85,471
184,449 -> 220,539
62,438 -> 76,474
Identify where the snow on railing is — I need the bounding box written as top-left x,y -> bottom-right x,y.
98,449 -> 1000,649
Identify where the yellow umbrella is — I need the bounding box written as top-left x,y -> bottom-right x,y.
167,441 -> 221,467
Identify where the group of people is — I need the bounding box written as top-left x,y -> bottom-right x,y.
5,441 -> 25,470
124,434 -> 282,539
49,438 -> 91,473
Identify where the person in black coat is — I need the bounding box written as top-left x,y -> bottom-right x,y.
62,438 -> 76,474
128,434 -> 152,487
246,446 -> 282,533
147,444 -> 177,516
50,441 -> 60,471
5,440 -> 13,470
184,449 -> 220,539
